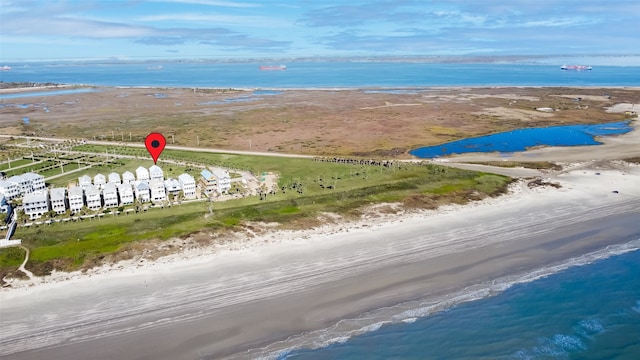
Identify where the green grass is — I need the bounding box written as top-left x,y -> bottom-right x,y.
0,158 -> 34,171
0,145 -> 513,276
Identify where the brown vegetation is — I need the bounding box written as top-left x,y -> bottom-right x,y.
1,86 -> 636,157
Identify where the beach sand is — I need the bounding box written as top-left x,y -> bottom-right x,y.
1,161 -> 639,359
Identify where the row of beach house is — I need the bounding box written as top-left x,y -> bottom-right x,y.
1,165 -> 232,220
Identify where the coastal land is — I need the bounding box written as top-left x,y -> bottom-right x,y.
0,86 -> 639,359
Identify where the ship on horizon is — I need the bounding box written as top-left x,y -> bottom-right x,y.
0,65 -> 11,71
259,65 -> 286,71
561,65 -> 592,71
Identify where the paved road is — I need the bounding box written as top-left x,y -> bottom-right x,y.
0,135 -> 316,159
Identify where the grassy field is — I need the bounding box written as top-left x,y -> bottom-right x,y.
0,145 -> 513,279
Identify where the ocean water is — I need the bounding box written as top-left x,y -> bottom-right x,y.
409,121 -> 634,158
285,246 -> 640,360
1,62 -> 640,88
3,61 -> 640,359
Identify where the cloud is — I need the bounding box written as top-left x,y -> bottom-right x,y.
149,0 -> 260,8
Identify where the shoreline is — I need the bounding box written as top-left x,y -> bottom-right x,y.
1,84 -> 640,94
1,162 -> 639,359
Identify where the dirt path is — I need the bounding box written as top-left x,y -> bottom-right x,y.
17,245 -> 35,282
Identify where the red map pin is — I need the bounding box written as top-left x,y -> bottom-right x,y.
145,133 -> 166,164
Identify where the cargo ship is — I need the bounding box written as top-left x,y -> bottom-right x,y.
560,65 -> 592,71
259,65 -> 286,71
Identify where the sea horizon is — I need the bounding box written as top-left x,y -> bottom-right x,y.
2,61 -> 640,89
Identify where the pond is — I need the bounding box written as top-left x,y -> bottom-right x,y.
409,121 -> 633,158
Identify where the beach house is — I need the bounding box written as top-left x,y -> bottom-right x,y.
0,180 -> 20,200
8,175 -> 31,196
136,166 -> 150,182
102,183 -> 119,208
122,171 -> 135,184
134,181 -> 151,202
93,173 -> 106,189
164,178 -> 182,196
178,173 -> 196,199
85,184 -> 102,210
50,187 -> 67,214
149,180 -> 166,203
68,186 -> 84,213
149,165 -> 164,182
78,175 -> 92,191
200,168 -> 231,195
23,191 -> 49,220
117,183 -> 134,205
22,172 -> 46,192
108,172 -> 121,184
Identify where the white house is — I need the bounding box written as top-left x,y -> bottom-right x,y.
68,186 -> 84,213
136,166 -> 150,182
78,175 -> 92,191
122,171 -> 135,184
85,184 -> 102,210
23,190 -> 49,220
149,165 -> 164,182
93,173 -> 106,189
149,179 -> 166,203
178,173 -> 196,199
0,180 -> 20,200
22,172 -> 46,192
200,168 -> 231,195
50,187 -> 67,214
134,181 -> 151,203
108,172 -> 121,184
8,175 -> 31,196
117,183 -> 134,205
102,183 -> 119,208
164,178 -> 182,196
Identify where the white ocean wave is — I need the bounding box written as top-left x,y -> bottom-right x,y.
246,239 -> 640,360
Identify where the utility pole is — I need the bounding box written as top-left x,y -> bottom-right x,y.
129,132 -> 132,141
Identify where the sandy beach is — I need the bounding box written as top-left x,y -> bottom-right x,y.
1,159 -> 639,359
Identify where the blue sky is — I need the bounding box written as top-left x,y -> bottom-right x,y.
1,0 -> 639,61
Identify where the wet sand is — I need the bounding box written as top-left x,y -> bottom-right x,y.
1,165 -> 639,359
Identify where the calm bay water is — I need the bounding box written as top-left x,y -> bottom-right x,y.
410,121 -> 634,158
3,61 -> 640,359
1,62 -> 640,88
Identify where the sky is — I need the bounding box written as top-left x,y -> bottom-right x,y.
1,0 -> 639,62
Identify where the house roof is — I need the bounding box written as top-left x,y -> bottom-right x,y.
178,173 -> 195,184
211,168 -> 229,179
164,178 -> 182,189
136,166 -> 149,177
122,171 -> 135,179
0,180 -> 16,189
135,181 -> 150,191
23,190 -> 48,203
68,187 -> 84,197
50,187 -> 66,200
201,169 -> 213,179
103,182 -> 117,193
79,175 -> 92,183
8,175 -> 26,184
149,165 -> 163,173
22,172 -> 44,181
85,184 -> 100,196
